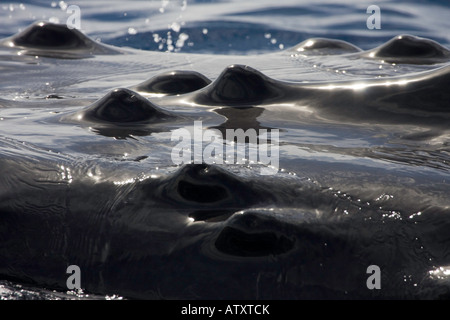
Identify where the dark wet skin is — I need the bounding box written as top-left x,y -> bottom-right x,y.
131,70 -> 211,95
290,37 -> 362,55
362,34 -> 450,64
193,65 -> 289,106
159,63 -> 450,128
0,21 -> 120,58
80,88 -> 177,123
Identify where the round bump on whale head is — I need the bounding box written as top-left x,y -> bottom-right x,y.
132,70 -> 211,95
195,64 -> 283,106
81,88 -> 176,123
290,38 -> 362,55
214,212 -> 295,257
174,164 -> 235,204
11,21 -> 88,49
175,164 -> 230,204
158,163 -> 274,208
365,35 -> 450,64
2,21 -> 118,56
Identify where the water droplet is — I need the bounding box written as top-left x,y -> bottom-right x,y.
169,22 -> 180,33
59,1 -> 67,11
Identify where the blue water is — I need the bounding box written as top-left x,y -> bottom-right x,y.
2,0 -> 450,54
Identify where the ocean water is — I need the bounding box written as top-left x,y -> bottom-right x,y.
0,0 -> 450,300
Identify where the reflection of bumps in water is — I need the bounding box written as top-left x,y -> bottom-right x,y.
194,64 -> 284,106
132,70 -> 211,95
4,21 -> 116,54
290,37 -> 361,55
366,35 -> 450,64
215,212 -> 295,257
82,88 -> 176,123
